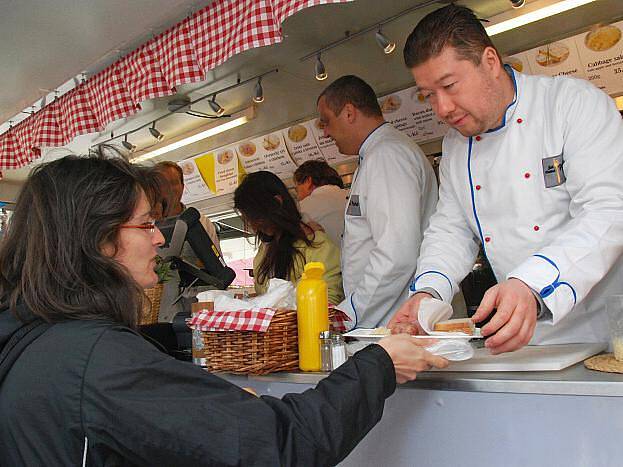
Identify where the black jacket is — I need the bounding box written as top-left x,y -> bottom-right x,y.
0,306 -> 396,466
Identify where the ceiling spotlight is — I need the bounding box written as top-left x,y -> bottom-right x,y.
208,95 -> 225,117
122,135 -> 136,152
253,78 -> 264,103
509,0 -> 525,8
149,122 -> 164,141
315,54 -> 328,81
375,29 -> 396,54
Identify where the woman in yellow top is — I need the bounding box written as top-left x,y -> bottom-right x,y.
234,171 -> 344,305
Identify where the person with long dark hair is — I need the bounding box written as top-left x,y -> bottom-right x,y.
0,150 -> 447,466
234,170 -> 344,304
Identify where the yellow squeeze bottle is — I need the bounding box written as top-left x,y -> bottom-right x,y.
296,262 -> 330,371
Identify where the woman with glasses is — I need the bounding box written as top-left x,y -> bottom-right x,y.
0,150 -> 447,466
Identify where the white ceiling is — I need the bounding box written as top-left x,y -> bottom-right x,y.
1,0 -> 623,197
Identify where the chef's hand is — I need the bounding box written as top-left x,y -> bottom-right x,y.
378,335 -> 449,384
387,292 -> 433,335
471,278 -> 537,354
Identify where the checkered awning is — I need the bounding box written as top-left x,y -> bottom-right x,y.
0,0 -> 349,169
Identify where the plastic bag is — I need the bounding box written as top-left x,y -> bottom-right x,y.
424,339 -> 474,361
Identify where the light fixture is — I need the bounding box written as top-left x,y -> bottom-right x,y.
131,106 -> 255,163
148,122 -> 164,141
315,54 -> 328,81
208,95 -> 225,117
375,29 -> 396,54
486,0 -> 597,36
510,0 -> 526,8
122,135 -> 136,152
253,78 -> 264,103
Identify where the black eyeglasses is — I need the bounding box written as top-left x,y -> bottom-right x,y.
119,221 -> 157,234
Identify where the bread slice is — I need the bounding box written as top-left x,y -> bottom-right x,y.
433,318 -> 475,335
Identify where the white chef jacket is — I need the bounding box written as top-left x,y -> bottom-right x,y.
412,68 -> 623,345
338,123 -> 438,329
300,184 -> 349,247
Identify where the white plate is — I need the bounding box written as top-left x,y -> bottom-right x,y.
343,328 -> 484,342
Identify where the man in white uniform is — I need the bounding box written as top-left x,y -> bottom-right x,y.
294,160 -> 349,246
317,75 -> 438,329
389,5 -> 623,354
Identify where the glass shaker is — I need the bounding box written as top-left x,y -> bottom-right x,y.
330,334 -> 347,369
319,331 -> 332,371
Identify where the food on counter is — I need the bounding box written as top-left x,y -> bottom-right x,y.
433,318 -> 475,335
238,142 -> 257,157
288,124 -> 307,142
217,149 -> 234,165
263,134 -> 281,151
585,25 -> 621,52
504,56 -> 524,73
380,94 -> 401,113
372,327 -> 391,336
535,42 -> 570,67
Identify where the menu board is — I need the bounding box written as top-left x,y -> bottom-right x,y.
576,22 -> 623,95
193,145 -> 240,196
244,130 -> 297,177
379,87 -> 448,142
379,87 -> 420,137
504,20 -> 623,97
525,37 -> 587,80
283,121 -> 324,165
179,157 -> 214,204
308,117 -> 353,164
236,138 -> 266,173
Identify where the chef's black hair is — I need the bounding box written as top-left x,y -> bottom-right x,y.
404,4 -> 501,68
318,75 -> 383,118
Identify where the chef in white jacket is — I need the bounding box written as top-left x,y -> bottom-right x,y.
317,75 -> 438,329
389,5 -> 623,354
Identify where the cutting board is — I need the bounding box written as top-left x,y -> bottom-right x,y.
433,343 -> 607,372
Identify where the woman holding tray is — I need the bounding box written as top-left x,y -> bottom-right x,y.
0,150 -> 447,466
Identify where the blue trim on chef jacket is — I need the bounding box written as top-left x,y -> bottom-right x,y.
533,254 -> 577,304
358,121 -> 388,164
349,293 -> 359,329
413,271 -> 453,295
486,65 -> 518,133
467,137 -> 487,255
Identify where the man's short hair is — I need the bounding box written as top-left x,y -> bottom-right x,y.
153,161 -> 184,186
318,75 -> 383,118
293,160 -> 344,189
403,4 -> 501,68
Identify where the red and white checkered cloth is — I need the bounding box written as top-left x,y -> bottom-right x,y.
189,307 -> 277,332
188,306 -> 351,333
0,0 -> 351,170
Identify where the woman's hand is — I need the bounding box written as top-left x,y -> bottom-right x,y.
378,335 -> 448,384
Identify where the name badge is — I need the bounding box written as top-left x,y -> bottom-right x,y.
346,195 -> 361,216
542,154 -> 566,188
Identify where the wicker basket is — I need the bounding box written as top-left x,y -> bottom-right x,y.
192,307 -> 334,375
140,282 -> 164,325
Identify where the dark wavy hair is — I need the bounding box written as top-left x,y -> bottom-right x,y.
293,160 -> 344,189
0,147 -> 151,328
234,171 -> 314,284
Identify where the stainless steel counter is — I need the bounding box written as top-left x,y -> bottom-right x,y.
220,361 -> 623,467
222,361 -> 623,397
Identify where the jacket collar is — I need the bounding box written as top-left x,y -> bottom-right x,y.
486,64 -> 520,134
359,121 -> 390,162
